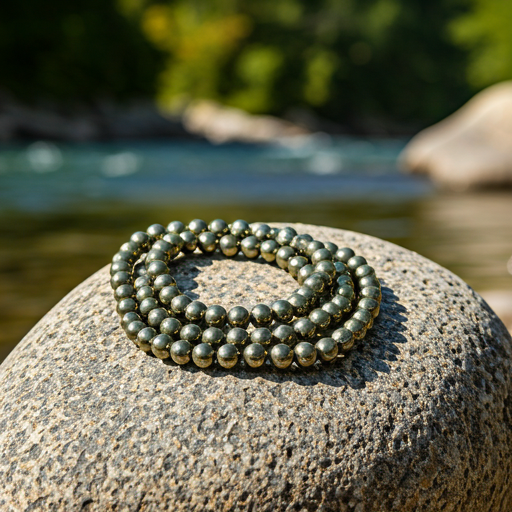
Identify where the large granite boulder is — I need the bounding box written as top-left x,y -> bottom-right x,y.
400,81 -> 512,190
0,224 -> 511,512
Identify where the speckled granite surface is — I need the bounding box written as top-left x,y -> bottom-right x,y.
0,224 -> 511,512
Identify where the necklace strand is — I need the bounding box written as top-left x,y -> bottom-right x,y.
110,220 -> 381,369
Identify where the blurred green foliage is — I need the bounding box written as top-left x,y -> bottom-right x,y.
1,0 -> 511,128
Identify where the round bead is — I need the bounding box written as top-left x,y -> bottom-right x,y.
353,308 -> 373,327
171,295 -> 192,316
112,250 -> 137,264
125,320 -> 146,341
202,327 -> 225,345
209,219 -> 229,236
227,306 -> 250,328
272,324 -> 297,346
226,327 -> 249,345
148,307 -> 169,327
136,286 -> 154,302
198,231 -> 218,253
119,241 -> 140,254
160,317 -> 182,338
324,242 -> 338,256
145,249 -> 167,266
297,264 -> 315,286
180,230 -> 198,253
117,298 -> 137,316
251,328 -> 273,345
335,261 -> 350,275
130,231 -> 150,247
180,324 -> 202,343
188,219 -> 208,235
332,327 -> 355,351
111,271 -> 131,289
185,301 -> 207,322
110,260 -> 131,275
303,274 -> 326,294
322,302 -> 343,323
159,286 -> 180,305
294,342 -> 317,367
305,241 -> 325,258
287,293 -> 309,316
287,256 -> 309,278
243,343 -> 266,368
250,304 -> 272,327
344,318 -> 367,339
335,247 -> 355,263
271,344 -> 294,369
217,344 -> 239,368
151,334 -> 172,359
204,305 -> 227,327
170,340 -> 192,365
115,284 -> 134,301
162,233 -> 184,255
311,248 -> 333,265
121,312 -> 141,329
337,285 -> 355,301
147,260 -> 169,278
275,227 -> 297,246
219,234 -> 239,257
152,239 -> 173,254
192,343 -> 214,368
167,220 -> 185,234
139,297 -> 159,316
296,286 -> 316,305
153,274 -> 176,291
136,327 -> 157,352
252,223 -> 271,240
347,255 -> 367,270
230,219 -> 250,238
290,234 -> 313,253
269,227 -> 280,239
315,260 -> 336,280
336,274 -> 354,288
359,275 -> 381,289
316,337 -> 338,361
147,224 -> 166,239
276,246 -> 296,270
309,308 -> 331,329
260,240 -> 279,262
293,318 -> 316,339
360,286 -> 381,301
271,300 -> 294,323
132,264 -> 147,280
241,236 -> 260,259
355,264 -> 375,279
331,295 -> 352,312
358,297 -> 380,318
134,276 -> 151,290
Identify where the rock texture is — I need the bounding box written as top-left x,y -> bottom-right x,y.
0,224 -> 511,512
400,81 -> 512,190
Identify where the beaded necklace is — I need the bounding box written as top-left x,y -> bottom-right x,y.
110,220 -> 381,369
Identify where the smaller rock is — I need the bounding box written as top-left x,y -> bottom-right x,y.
400,81 -> 512,190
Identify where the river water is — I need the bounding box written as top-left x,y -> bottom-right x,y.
1,136 -> 511,361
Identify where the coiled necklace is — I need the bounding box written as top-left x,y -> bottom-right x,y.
110,219 -> 381,370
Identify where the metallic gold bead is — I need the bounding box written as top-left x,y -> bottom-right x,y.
251,328 -> 272,345
180,230 -> 198,253
136,327 -> 157,352
344,318 -> 367,340
311,248 -> 333,265
147,224 -> 166,239
358,298 -> 380,318
209,219 -> 229,237
159,286 -> 180,305
332,327 -> 355,351
228,306 -> 250,328
271,344 -> 294,369
250,304 -> 272,327
347,255 -> 367,270
275,227 -> 297,246
180,324 -> 202,343
217,344 -> 239,368
192,343 -> 214,368
309,308 -> 331,329
139,297 -> 159,316
243,343 -> 266,368
170,340 -> 192,365
153,274 -> 176,291
185,301 -> 207,322
293,318 -> 316,340
294,342 -> 317,367
205,305 -> 227,327
316,337 -> 338,361
241,236 -> 260,259
202,327 -> 224,345
188,219 -> 208,235
226,327 -> 249,345
160,317 -> 182,338
148,308 -> 169,327
151,333 -> 172,359
117,298 -> 137,316
260,240 -> 279,262
167,220 -> 185,234
219,234 -> 239,257
271,300 -> 294,323
276,246 -> 296,270
198,231 -> 218,253
335,247 -> 355,263
272,324 -> 297,346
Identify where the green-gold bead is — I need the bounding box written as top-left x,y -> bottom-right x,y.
347,255 -> 367,270
160,317 -> 182,338
147,224 -> 167,239
230,219 -> 250,238
217,344 -> 239,368
180,324 -> 202,343
250,304 -> 272,327
359,275 -> 381,289
198,231 -> 218,253
125,320 -> 146,341
219,234 -> 239,257
309,308 -> 331,329
159,286 -> 180,305
297,264 -> 315,286
335,247 -> 355,263
136,327 -> 157,352
171,295 -> 192,316
358,297 -> 381,318
305,241 -> 324,258
311,248 -> 333,265
296,286 -> 316,305
322,302 -> 343,323
271,344 -> 294,369
192,343 -> 214,368
355,265 -> 375,279
353,308 -> 373,328
251,327 -> 273,345
110,260 -> 131,276
209,219 -> 229,237
167,220 -> 185,234
226,327 -> 249,345
337,285 -> 355,301
117,298 -> 137,316
252,223 -> 271,240
272,324 -> 297,346
276,246 -> 296,270
241,236 -> 260,259
180,230 -> 198,253
151,333 -> 172,359
260,240 -> 279,262
324,242 -> 338,256
130,231 -> 150,247
205,305 -> 227,327
153,274 -> 176,291
139,297 -> 159,316
202,327 -> 225,345
336,274 -> 354,288
293,318 -> 316,340
344,318 -> 367,339
288,256 -> 309,278
331,295 -> 352,313
134,276 -> 151,290
228,306 -> 250,328
303,274 -> 326,294
121,311 -> 141,329
136,286 -> 154,302
170,340 -> 192,365
315,260 -> 336,280
332,327 -> 355,351
243,343 -> 266,368
294,342 -> 317,367
188,219 -> 208,235
275,227 -> 297,246
290,234 -> 313,253
271,300 -> 294,323
185,301 -> 207,322
161,234 -> 184,256
360,286 -> 381,301
287,293 -> 309,316
115,284 -> 134,302
111,271 -> 131,289
146,260 -> 169,278
148,307 -> 169,327
316,337 -> 338,361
